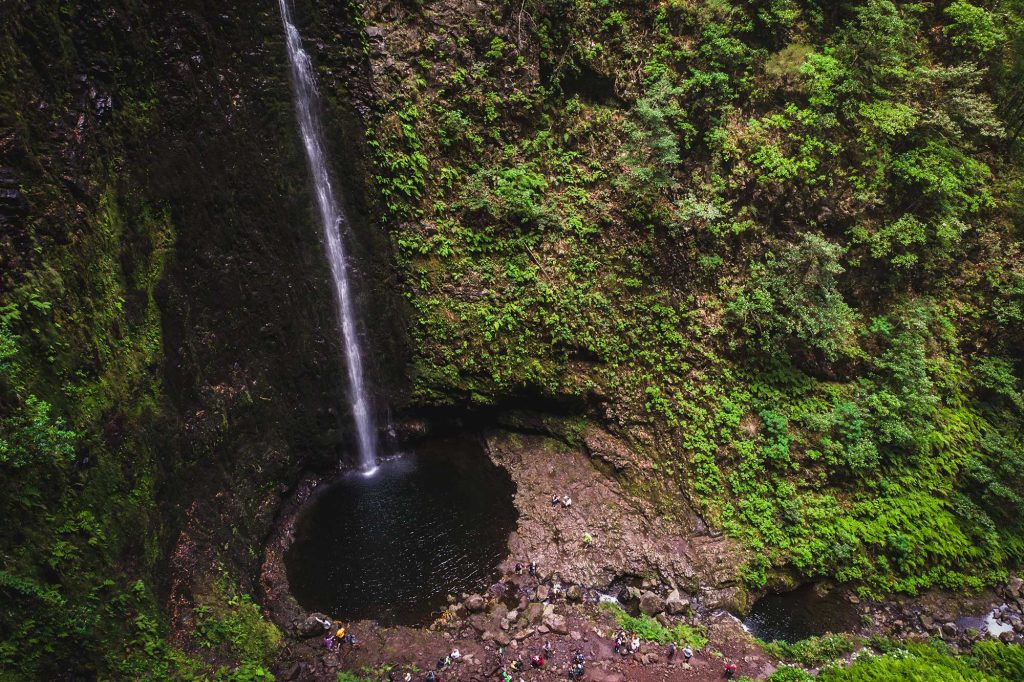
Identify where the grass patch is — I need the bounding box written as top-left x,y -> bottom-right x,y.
760,634 -> 858,666
601,602 -> 708,647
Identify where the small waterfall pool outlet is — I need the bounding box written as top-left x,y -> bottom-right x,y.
285,437 -> 518,626
742,584 -> 862,643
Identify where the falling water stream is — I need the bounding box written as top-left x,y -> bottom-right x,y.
278,0 -> 378,469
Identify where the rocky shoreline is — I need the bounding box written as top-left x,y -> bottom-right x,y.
258,427 -> 1023,680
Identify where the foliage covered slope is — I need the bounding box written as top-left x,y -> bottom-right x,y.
365,0 -> 1024,595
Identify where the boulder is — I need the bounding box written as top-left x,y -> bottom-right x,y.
465,594 -> 486,613
920,614 -> 934,630
296,613 -> 332,638
665,590 -> 689,616
941,623 -> 958,639
1000,631 -> 1016,644
523,602 -> 545,625
544,612 -> 569,635
639,591 -> 666,616
483,630 -> 511,646
567,585 -> 583,603
536,585 -> 550,601
1008,576 -> 1023,599
618,586 -> 641,607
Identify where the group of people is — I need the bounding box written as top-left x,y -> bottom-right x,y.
318,619 -> 356,651
435,648 -> 462,671
614,631 -> 700,668
514,560 -> 539,577
612,631 -> 641,656
496,643 -> 586,680
550,494 -> 572,508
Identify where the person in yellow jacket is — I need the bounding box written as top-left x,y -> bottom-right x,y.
336,626 -> 346,641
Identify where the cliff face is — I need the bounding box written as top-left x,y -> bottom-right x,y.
3,0 -> 1024,678
360,0 -> 1024,598
0,2 -> 391,676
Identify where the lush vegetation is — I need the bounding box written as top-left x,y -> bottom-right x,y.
760,634 -> 858,666
761,641 -> 1024,681
3,0 -> 1024,680
368,0 -> 1024,595
602,602 -> 709,647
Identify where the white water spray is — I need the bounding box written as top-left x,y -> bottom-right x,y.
277,0 -> 378,469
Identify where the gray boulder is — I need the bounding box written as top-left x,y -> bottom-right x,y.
665,589 -> 690,616
639,591 -> 666,616
465,594 -> 486,612
297,613 -> 332,638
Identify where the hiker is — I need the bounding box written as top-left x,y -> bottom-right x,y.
510,658 -> 524,672
568,663 -> 584,679
425,672 -> 438,682
552,583 -> 563,599
530,654 -> 545,668
323,635 -> 334,650
683,647 -> 693,663
437,656 -> 448,670
529,561 -> 538,577
515,562 -> 523,575
630,635 -> 641,653
403,673 -> 412,682
573,651 -> 585,665
543,640 -> 553,658
336,626 -> 346,642
724,662 -> 737,679
345,633 -> 355,647
551,494 -> 560,506
613,633 -> 624,654
501,671 -> 512,682
562,494 -> 572,508
450,649 -> 461,662
667,643 -> 677,661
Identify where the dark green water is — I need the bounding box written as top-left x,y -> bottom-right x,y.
742,584 -> 862,643
285,436 -> 517,626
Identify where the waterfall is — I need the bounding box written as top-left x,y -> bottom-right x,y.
277,0 -> 379,469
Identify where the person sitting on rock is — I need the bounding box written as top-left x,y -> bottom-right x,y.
425,671 -> 438,682
450,649 -> 461,662
543,641 -> 553,657
630,635 -> 641,653
562,494 -> 572,508
613,634 -> 624,654
551,494 -> 560,506
530,654 -> 544,668
552,583 -> 563,598
667,643 -> 677,661
323,635 -> 334,650
568,663 -> 584,678
336,626 -> 346,642
437,656 -> 448,670
510,658 -> 523,672
573,651 -> 585,665
724,662 -> 737,678
529,561 -> 538,577
682,647 -> 693,663
515,562 -> 523,575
